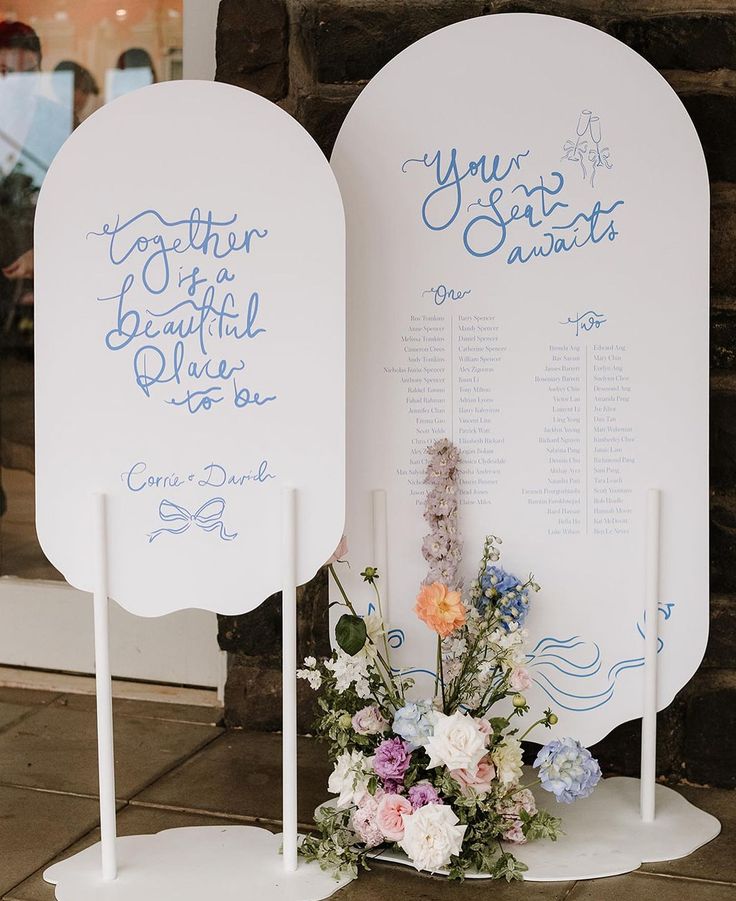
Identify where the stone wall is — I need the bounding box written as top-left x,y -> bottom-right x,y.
215,0 -> 736,788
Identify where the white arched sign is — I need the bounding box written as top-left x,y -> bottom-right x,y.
331,14 -> 708,746
35,80 -> 345,616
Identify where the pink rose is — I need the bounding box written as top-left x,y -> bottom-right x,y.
451,755 -> 496,798
326,535 -> 349,565
510,667 -> 532,692
376,793 -> 413,841
475,717 -> 493,745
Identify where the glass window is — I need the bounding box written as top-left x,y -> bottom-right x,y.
0,2 -> 183,579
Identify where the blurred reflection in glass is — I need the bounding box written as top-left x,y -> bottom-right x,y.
54,61 -> 100,129
107,46 -> 156,102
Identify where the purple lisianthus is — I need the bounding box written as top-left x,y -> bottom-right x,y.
374,737 -> 412,784
534,738 -> 601,804
408,781 -> 442,810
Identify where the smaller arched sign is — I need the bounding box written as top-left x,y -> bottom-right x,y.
35,80 -> 345,616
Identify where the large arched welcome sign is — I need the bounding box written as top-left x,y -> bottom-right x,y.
331,14 -> 708,745
35,80 -> 345,616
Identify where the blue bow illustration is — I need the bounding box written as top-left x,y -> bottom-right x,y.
148,497 -> 238,543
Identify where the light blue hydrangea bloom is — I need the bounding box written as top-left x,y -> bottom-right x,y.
534,738 -> 602,803
392,701 -> 434,751
477,565 -> 530,630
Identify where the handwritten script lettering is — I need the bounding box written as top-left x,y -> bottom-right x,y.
89,208 -> 276,413
402,149 -> 624,264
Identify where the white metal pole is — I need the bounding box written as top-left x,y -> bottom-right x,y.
282,487 -> 298,872
371,489 -> 389,619
640,488 -> 660,823
93,493 -> 118,880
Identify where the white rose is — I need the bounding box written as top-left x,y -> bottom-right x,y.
328,750 -> 374,809
424,711 -> 487,775
492,735 -> 523,787
399,803 -> 467,872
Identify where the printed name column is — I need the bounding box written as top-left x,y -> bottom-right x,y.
524,344 -> 584,535
591,343 -> 635,535
454,312 -> 508,506
386,311 -> 451,503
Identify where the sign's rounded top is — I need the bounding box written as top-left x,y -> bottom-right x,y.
35,79 -> 345,617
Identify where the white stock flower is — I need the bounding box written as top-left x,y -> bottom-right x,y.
399,803 -> 467,872
297,656 -> 322,690
424,711 -> 487,775
296,667 -> 322,690
492,735 -> 523,787
327,749 -> 374,809
325,651 -> 372,698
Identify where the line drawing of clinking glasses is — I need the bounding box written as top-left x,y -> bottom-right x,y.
562,109 -> 613,187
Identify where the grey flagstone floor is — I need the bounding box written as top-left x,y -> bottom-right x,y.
0,686 -> 733,900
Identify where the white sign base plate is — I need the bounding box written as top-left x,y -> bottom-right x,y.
374,777 -> 720,881
43,826 -> 352,900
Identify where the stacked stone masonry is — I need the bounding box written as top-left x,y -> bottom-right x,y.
215,0 -> 736,788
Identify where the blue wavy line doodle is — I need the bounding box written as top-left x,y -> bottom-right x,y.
526,603 -> 675,712
148,497 -> 238,543
360,602 -> 675,702
364,603 -> 436,679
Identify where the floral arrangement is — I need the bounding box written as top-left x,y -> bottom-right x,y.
298,439 -> 601,881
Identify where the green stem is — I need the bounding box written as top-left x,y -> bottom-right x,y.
371,581 -> 393,673
329,563 -> 355,612
437,635 -> 446,711
512,778 -> 541,794
518,718 -> 547,742
328,563 -> 402,707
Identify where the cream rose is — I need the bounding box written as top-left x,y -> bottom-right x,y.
399,803 -> 467,872
491,735 -> 523,787
424,710 -> 487,775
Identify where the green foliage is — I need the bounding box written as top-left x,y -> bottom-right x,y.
335,614 -> 367,656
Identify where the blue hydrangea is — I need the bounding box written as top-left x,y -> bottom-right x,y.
392,701 -> 434,751
477,565 -> 530,630
534,738 -> 602,803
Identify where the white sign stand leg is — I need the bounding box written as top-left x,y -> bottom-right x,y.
92,493 -> 118,882
640,488 -> 660,823
43,489 -> 353,900
282,487 -> 299,873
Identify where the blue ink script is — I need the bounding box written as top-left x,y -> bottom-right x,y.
89,208 -> 277,414
402,149 -> 624,265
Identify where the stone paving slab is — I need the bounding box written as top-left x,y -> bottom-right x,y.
132,731 -> 332,825
49,693 -> 223,727
332,865 -> 574,899
0,786 -> 100,898
568,871 -> 735,900
0,702 -> 35,732
0,703 -> 221,799
0,689 -> 59,708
